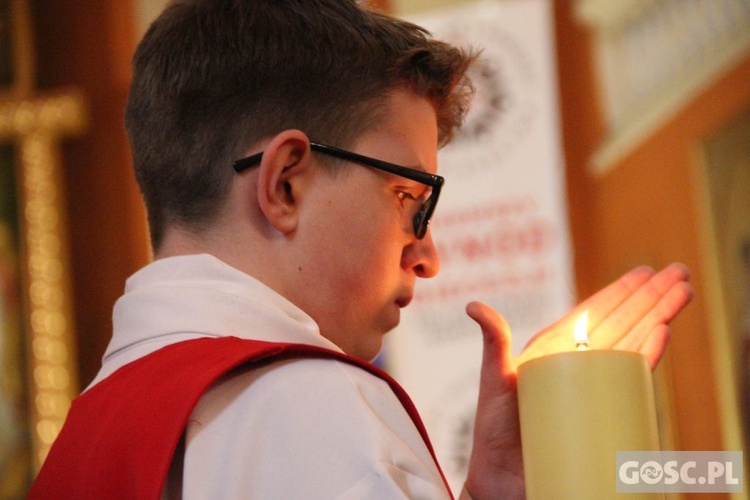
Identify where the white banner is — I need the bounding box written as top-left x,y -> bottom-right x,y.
387,0 -> 575,492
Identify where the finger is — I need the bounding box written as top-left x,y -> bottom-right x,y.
560,266 -> 656,334
589,263 -> 690,347
466,301 -> 516,387
612,280 -> 693,352
625,324 -> 671,369
464,302 -> 525,497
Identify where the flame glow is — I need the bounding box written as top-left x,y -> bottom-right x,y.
574,310 -> 589,348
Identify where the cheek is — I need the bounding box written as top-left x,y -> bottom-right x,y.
300,177 -> 407,289
321,215 -> 404,294
333,223 -> 400,283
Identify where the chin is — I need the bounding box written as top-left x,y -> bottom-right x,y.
350,341 -> 385,362
347,328 -> 389,362
346,313 -> 398,361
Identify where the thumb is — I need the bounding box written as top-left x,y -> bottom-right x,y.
466,301 -> 516,391
463,302 -> 524,498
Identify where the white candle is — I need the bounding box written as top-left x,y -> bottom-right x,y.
517,313 -> 662,499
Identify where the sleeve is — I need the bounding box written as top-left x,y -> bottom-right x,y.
175,357 -> 452,500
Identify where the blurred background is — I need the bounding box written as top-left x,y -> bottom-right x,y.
0,0 -> 748,498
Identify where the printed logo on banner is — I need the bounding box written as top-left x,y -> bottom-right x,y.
454,61 -> 506,144
435,20 -> 539,176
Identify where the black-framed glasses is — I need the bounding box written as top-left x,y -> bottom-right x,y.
233,142 -> 444,239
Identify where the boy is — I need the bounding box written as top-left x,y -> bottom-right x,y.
31,1 -> 692,498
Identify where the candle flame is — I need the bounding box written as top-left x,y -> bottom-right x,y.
574,310 -> 589,350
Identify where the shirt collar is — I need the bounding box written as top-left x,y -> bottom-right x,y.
104,254 -> 340,364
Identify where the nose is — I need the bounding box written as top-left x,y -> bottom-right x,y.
402,229 -> 440,278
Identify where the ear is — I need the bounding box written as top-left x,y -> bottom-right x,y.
255,129 -> 313,234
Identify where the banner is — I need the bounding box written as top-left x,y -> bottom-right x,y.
387,0 -> 575,491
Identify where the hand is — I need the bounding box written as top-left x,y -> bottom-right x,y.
460,263 -> 693,499
519,262 -> 694,368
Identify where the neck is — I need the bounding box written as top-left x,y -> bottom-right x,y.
155,223 -> 291,298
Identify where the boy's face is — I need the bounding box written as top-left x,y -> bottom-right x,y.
290,89 -> 441,360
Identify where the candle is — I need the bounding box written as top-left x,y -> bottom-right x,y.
517,312 -> 662,499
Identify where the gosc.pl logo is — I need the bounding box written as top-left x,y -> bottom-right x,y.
616,451 -> 743,493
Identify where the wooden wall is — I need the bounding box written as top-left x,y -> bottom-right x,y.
31,1 -> 150,388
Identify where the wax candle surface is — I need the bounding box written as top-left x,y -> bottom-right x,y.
518,350 -> 661,499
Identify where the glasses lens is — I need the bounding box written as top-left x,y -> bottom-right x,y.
413,196 -> 434,239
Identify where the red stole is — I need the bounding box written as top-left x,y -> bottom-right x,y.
29,336 -> 453,499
